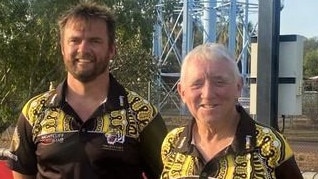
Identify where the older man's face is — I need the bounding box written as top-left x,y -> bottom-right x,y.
178,57 -> 242,124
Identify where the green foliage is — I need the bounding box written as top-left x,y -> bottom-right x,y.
304,50 -> 318,78
0,0 -> 72,131
0,0 -> 158,132
303,37 -> 318,78
110,30 -> 158,98
104,0 -> 158,97
304,37 -> 318,52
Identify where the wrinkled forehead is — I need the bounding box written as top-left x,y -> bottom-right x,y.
182,56 -> 238,82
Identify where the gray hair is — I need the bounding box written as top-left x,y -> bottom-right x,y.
180,43 -> 241,83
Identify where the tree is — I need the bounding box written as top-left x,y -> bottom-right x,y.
106,0 -> 159,97
0,0 -> 70,131
303,37 -> 318,78
304,51 -> 318,78
0,0 -> 158,132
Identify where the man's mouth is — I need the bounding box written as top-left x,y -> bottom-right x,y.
76,58 -> 93,63
200,104 -> 218,108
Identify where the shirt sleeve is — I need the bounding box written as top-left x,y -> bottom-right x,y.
7,110 -> 38,175
275,155 -> 303,179
273,131 -> 303,178
139,112 -> 168,179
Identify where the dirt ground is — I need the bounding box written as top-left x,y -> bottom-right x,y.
295,152 -> 318,172
282,117 -> 318,172
291,141 -> 318,172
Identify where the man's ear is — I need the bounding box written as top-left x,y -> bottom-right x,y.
108,43 -> 116,59
61,47 -> 65,56
60,39 -> 65,56
236,75 -> 244,96
177,82 -> 186,103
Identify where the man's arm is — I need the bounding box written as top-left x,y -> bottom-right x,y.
275,156 -> 303,179
139,113 -> 168,178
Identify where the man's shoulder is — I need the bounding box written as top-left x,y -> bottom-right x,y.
254,122 -> 283,139
125,89 -> 147,101
163,127 -> 186,144
125,89 -> 157,111
26,90 -> 57,106
168,127 -> 185,136
254,122 -> 293,155
22,90 -> 58,118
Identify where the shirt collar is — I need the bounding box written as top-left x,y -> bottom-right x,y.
44,73 -> 129,111
175,105 -> 257,155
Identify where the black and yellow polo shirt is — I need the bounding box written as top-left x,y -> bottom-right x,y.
160,106 -> 303,179
8,74 -> 167,179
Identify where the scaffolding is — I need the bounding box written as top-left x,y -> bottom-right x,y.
152,0 -> 258,114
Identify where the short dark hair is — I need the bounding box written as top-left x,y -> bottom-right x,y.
58,2 -> 116,45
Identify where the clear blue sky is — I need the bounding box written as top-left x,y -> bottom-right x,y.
248,0 -> 318,39
280,0 -> 318,38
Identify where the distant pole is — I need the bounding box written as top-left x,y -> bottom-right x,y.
182,0 -> 193,58
181,0 -> 194,115
241,0 -> 249,98
256,0 -> 281,129
202,0 -> 217,43
153,1 -> 162,62
228,0 -> 237,55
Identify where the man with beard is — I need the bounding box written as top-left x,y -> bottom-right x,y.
7,2 -> 167,179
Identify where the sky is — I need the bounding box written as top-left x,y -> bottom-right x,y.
280,0 -> 318,38
248,0 -> 318,39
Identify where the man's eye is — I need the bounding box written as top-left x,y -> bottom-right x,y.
191,83 -> 203,89
69,39 -> 80,44
214,80 -> 226,86
91,39 -> 102,44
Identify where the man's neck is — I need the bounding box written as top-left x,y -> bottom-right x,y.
66,72 -> 109,100
64,73 -> 110,121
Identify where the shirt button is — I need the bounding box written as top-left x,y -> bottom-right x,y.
201,172 -> 208,177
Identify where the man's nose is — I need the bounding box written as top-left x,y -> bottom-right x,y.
78,40 -> 89,53
201,82 -> 214,98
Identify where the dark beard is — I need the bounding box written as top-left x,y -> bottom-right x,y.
67,61 -> 109,82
